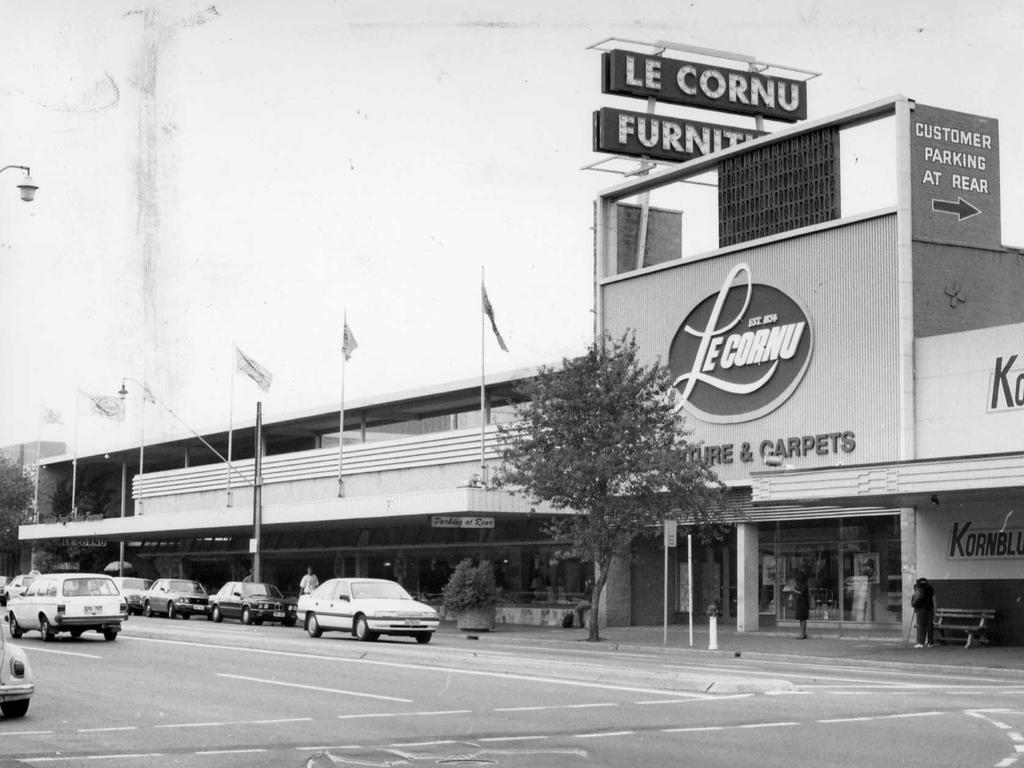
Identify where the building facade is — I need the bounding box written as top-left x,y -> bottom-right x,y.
595,95 -> 1024,642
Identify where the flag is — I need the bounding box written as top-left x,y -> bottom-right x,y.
83,392 -> 125,421
235,346 -> 273,392
342,322 -> 358,361
41,406 -> 63,425
481,283 -> 509,352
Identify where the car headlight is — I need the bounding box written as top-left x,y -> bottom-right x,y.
373,610 -> 402,619
10,657 -> 26,677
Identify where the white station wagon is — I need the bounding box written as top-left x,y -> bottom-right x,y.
8,573 -> 127,642
300,578 -> 439,643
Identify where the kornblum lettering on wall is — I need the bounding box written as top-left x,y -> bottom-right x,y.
948,522 -> 1024,560
989,354 -> 1024,412
601,50 -> 808,122
668,262 -> 813,424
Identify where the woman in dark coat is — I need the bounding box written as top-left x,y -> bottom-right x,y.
912,577 -> 936,648
794,574 -> 810,639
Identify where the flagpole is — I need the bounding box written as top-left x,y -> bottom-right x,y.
338,310 -> 347,497
227,344 -> 235,507
480,267 -> 487,486
72,390 -> 80,518
33,414 -> 42,524
137,391 -> 146,516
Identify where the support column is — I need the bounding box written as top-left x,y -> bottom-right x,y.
900,507 -> 917,641
736,522 -> 759,633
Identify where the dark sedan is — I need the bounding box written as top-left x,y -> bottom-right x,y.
210,581 -> 297,626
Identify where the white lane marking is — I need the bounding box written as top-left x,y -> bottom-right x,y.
662,726 -> 726,733
574,731 -> 635,738
408,710 -> 472,716
881,711 -> 945,719
337,713 -> 398,720
478,736 -> 551,742
125,635 -> 707,697
5,730 -> 55,736
389,740 -> 459,747
196,749 -> 267,755
16,647 -> 103,659
296,745 -> 361,750
219,672 -> 412,703
739,721 -> 799,729
495,702 -> 616,712
155,717 -> 312,729
24,754 -> 163,762
820,716 -> 874,723
77,726 -> 138,732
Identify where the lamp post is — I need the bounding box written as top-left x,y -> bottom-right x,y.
0,165 -> 38,202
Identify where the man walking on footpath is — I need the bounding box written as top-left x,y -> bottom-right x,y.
300,566 -> 319,595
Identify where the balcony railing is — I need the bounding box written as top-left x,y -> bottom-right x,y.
133,425 -> 503,500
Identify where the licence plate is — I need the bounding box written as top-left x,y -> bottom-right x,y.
273,612 -> 284,618
85,605 -> 102,615
404,619 -> 419,626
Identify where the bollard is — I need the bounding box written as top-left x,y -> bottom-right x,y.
708,614 -> 718,650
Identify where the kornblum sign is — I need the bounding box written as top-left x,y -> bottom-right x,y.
669,263 -> 813,423
989,354 -> 1024,412
948,521 -> 1024,561
601,50 -> 808,123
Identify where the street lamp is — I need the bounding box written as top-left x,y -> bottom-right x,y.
0,165 -> 38,202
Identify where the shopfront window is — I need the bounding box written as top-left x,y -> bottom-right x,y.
759,516 -> 901,624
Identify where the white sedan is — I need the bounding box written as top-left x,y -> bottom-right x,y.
300,578 -> 439,643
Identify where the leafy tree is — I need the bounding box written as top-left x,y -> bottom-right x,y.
497,334 -> 728,641
0,455 -> 34,569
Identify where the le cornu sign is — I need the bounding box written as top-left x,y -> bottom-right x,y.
601,50 -> 808,122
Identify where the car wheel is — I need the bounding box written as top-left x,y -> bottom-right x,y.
39,615 -> 54,642
167,602 -> 176,620
283,617 -> 297,628
241,607 -> 252,625
306,613 -> 323,638
143,601 -> 153,617
414,632 -> 432,644
102,629 -> 118,641
354,615 -> 378,642
8,613 -> 23,639
212,606 -> 223,623
0,699 -> 29,718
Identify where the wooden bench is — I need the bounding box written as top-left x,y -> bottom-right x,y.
933,608 -> 996,648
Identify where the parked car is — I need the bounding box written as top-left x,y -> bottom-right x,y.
210,581 -> 297,626
0,621 -> 33,717
111,577 -> 153,616
300,578 -> 439,643
142,578 -> 210,619
7,573 -> 127,642
0,572 -> 39,607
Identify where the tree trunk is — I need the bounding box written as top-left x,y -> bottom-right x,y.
588,558 -> 612,642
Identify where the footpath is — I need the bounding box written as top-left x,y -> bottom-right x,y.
435,620 -> 1024,676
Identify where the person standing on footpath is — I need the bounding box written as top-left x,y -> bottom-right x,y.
912,577 -> 936,648
793,572 -> 810,639
299,566 -> 319,595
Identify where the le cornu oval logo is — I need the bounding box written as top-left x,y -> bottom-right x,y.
668,263 -> 813,424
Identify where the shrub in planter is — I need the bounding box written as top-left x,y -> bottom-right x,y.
442,559 -> 499,631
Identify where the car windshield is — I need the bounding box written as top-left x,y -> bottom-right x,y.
120,579 -> 151,590
63,578 -> 117,597
169,580 -> 206,594
351,581 -> 411,601
240,583 -> 282,598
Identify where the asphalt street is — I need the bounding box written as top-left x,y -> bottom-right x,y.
3,615 -> 1024,767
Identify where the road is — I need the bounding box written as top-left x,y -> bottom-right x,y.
3,614 -> 1024,767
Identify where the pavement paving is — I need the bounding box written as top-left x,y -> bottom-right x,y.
438,620 -> 1024,675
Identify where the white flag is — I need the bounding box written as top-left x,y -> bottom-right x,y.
41,406 -> 63,425
235,346 -> 273,392
82,392 -> 125,421
342,322 -> 358,361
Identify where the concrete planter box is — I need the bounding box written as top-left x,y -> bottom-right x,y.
455,606 -> 496,631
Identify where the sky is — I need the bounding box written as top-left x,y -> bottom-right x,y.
0,0 -> 1021,456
